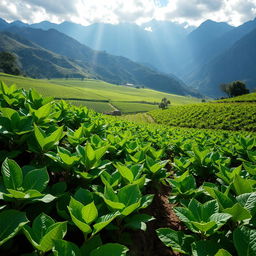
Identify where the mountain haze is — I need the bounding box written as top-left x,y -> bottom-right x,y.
1,17 -> 256,97
0,24 -> 197,96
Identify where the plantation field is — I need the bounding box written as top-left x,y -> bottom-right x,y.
150,102 -> 256,131
120,113 -> 156,123
1,83 -> 256,256
112,102 -> 158,113
0,73 -> 200,113
215,92 -> 256,102
52,79 -> 201,104
67,100 -> 115,113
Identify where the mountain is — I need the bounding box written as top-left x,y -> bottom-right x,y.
191,27 -> 256,96
0,32 -> 91,78
10,20 -> 29,28
176,20 -> 234,80
29,20 -> 192,74
204,18 -> 256,63
3,17 -> 256,97
0,18 -> 9,30
1,25 -> 196,96
186,20 -> 233,63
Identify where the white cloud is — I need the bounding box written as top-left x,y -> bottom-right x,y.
144,26 -> 153,32
0,0 -> 255,27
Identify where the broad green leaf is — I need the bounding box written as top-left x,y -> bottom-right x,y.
223,203 -> 252,221
140,194 -> 154,209
93,212 -> 120,235
215,249 -> 232,256
203,185 -> 234,210
53,240 -> 81,256
243,163 -> 256,175
156,228 -> 194,254
233,226 -> 256,256
115,163 -> 134,183
121,201 -> 141,216
68,198 -> 92,234
34,103 -> 52,121
23,168 -> 49,192
90,243 -> 128,256
0,210 -> 29,246
233,175 -> 254,195
118,184 -> 141,206
82,201 -> 98,224
191,221 -> 216,233
39,222 -> 67,252
1,158 -> 23,190
102,197 -> 125,210
32,213 -> 55,242
236,192 -> 256,216
86,143 -> 96,163
35,194 -> 56,203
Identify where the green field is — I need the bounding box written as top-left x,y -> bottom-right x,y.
215,92 -> 256,102
112,102 -> 158,113
150,102 -> 256,131
1,84 -> 256,256
120,113 -> 156,123
0,73 -> 200,113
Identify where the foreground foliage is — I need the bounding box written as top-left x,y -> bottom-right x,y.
0,81 -> 255,255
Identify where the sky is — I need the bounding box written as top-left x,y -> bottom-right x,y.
0,0 -> 256,27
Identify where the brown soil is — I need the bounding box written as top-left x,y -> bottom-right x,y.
130,184 -> 182,256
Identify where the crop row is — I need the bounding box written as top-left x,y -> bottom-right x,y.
150,103 -> 256,131
215,92 -> 256,102
0,82 -> 255,255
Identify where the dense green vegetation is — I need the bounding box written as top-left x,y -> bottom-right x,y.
112,102 -> 158,113
0,82 -> 256,256
0,51 -> 21,75
0,73 -> 200,113
216,92 -> 256,102
150,103 -> 256,131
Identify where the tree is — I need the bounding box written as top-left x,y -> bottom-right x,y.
220,81 -> 249,97
0,52 -> 21,75
159,97 -> 170,110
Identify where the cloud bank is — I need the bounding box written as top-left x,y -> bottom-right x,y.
0,0 -> 255,26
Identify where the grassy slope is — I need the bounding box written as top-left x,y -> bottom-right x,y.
0,73 -> 200,113
215,92 -> 256,102
149,103 -> 256,131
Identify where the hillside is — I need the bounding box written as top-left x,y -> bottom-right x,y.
150,102 -> 256,131
0,32 -> 91,79
30,20 -> 190,74
0,26 -> 198,96
0,73 -> 200,113
192,28 -> 256,96
215,92 -> 256,102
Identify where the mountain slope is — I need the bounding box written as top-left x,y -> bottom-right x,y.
193,28 -> 256,96
30,20 -> 192,74
4,26 -> 197,96
0,32 -> 91,78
